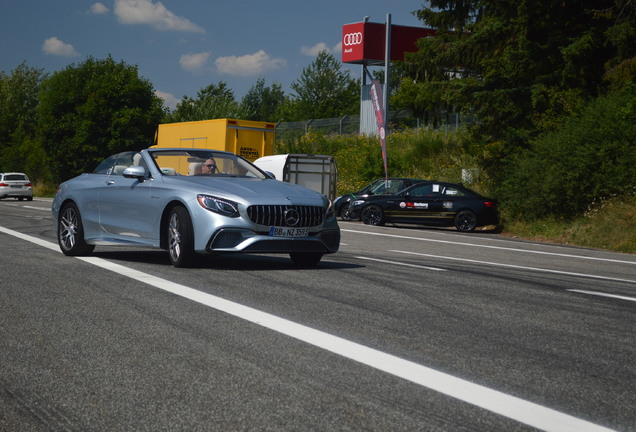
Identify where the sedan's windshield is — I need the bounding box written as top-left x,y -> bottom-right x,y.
149,150 -> 268,179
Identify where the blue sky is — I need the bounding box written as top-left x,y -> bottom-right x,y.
0,1 -> 426,110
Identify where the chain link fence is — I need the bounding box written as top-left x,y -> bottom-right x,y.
275,110 -> 475,142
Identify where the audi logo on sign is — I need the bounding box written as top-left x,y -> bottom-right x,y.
343,32 -> 363,46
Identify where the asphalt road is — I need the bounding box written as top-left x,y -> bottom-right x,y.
1,198 -> 635,432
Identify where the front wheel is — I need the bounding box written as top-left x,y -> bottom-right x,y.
167,206 -> 197,267
58,203 -> 95,256
339,203 -> 355,221
361,205 -> 385,226
454,209 -> 477,232
290,252 -> 323,268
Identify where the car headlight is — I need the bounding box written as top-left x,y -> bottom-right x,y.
351,200 -> 365,207
325,200 -> 335,219
197,194 -> 239,217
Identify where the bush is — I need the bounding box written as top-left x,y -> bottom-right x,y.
275,127 -> 486,196
498,88 -> 636,220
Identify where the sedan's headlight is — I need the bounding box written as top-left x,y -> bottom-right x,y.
197,194 -> 239,217
325,200 -> 335,219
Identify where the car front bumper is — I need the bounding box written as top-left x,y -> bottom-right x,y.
207,228 -> 340,254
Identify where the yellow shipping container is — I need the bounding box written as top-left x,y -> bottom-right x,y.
153,118 -> 275,162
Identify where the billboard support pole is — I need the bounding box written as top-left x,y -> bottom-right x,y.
384,13 -> 391,130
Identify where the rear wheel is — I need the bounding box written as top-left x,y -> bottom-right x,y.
454,209 -> 477,232
58,203 -> 95,256
361,205 -> 385,226
290,252 -> 323,268
167,206 -> 197,267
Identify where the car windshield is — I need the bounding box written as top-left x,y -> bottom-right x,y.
149,149 -> 268,179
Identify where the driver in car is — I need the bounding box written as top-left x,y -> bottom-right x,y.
201,158 -> 217,175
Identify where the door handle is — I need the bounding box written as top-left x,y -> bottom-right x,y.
106,181 -> 115,185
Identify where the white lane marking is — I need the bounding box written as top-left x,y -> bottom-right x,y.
0,225 -> 60,251
356,256 -> 446,271
567,290 -> 636,302
342,228 -> 636,265
0,225 -> 617,432
2,203 -> 50,211
391,250 -> 636,285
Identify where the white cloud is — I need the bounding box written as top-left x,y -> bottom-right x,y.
114,0 -> 205,33
301,43 -> 329,57
215,50 -> 286,77
42,37 -> 80,57
301,42 -> 341,56
155,90 -> 180,111
89,2 -> 109,14
179,51 -> 211,72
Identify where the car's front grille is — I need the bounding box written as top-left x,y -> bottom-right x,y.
247,205 -> 325,227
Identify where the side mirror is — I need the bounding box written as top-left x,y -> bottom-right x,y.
122,166 -> 147,181
264,171 -> 276,179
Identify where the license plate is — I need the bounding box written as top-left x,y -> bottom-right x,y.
11,185 -> 22,188
269,227 -> 309,237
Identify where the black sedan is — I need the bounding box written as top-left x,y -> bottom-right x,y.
348,181 -> 499,232
333,178 -> 422,221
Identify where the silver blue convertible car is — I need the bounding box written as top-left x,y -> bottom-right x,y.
52,148 -> 340,267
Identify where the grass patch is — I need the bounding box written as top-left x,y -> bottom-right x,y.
502,193 -> 636,254
33,180 -> 58,198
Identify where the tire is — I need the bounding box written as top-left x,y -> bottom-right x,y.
58,203 -> 95,256
290,252 -> 323,268
167,206 -> 197,268
361,205 -> 385,226
454,209 -> 478,232
340,203 -> 355,221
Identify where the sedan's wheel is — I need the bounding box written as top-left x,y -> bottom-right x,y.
167,206 -> 197,267
58,203 -> 95,256
361,205 -> 385,226
340,203 -> 355,221
454,209 -> 478,232
290,252 -> 323,268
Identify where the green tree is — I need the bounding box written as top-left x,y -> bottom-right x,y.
240,77 -> 285,122
398,0 -> 634,142
38,56 -> 164,183
167,81 -> 245,122
0,62 -> 47,176
286,51 -> 359,121
393,0 -> 636,191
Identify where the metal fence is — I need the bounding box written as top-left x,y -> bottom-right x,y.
275,110 -> 475,141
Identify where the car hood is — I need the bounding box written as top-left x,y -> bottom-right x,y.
162,176 -> 327,205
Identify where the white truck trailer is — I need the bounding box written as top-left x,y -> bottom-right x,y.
253,154 -> 338,201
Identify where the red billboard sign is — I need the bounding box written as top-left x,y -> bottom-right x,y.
342,22 -> 436,64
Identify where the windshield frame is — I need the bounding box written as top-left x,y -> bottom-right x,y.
147,148 -> 269,179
